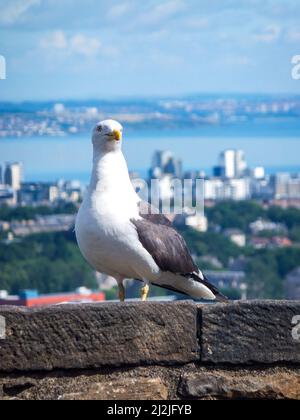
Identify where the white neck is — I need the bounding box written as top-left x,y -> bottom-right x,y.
88,148 -> 138,201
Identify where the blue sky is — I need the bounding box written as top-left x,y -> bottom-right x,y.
0,0 -> 300,100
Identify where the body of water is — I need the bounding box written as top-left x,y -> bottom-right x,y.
0,126 -> 300,185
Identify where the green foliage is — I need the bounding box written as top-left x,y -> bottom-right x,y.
245,256 -> 283,299
178,226 -> 240,266
195,258 -> 221,271
219,287 -> 241,300
244,247 -> 300,299
0,231 -> 97,294
1,201 -> 300,300
0,202 -> 77,221
176,218 -> 300,300
266,206 -> 300,230
102,287 -> 118,301
206,201 -> 264,231
206,201 -> 300,236
275,248 -> 300,277
290,226 -> 300,242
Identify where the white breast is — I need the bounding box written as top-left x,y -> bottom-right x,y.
75,150 -> 160,281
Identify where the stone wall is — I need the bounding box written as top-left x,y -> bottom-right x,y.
0,301 -> 300,400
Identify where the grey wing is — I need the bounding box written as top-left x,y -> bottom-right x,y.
131,216 -> 198,274
138,201 -> 173,227
133,201 -> 228,302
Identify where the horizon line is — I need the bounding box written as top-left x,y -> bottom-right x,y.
1,92 -> 300,105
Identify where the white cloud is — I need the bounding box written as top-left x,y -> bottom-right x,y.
182,17 -> 209,31
70,34 -> 102,57
0,0 -> 40,25
253,24 -> 281,43
140,0 -> 186,26
40,31 -> 102,57
222,55 -> 253,67
40,30 -> 68,49
107,3 -> 132,20
287,29 -> 300,42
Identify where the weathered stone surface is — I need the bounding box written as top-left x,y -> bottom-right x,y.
61,378 -> 168,400
0,302 -> 198,372
200,300 -> 300,364
178,370 -> 300,400
1,378 -> 37,398
1,364 -> 299,400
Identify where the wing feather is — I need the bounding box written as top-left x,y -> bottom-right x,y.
131,216 -> 198,274
133,201 -> 228,302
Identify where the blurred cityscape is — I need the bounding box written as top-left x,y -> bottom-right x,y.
1,95 -> 300,138
1,139 -> 300,305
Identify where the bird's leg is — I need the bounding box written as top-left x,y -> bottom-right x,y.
141,283 -> 150,302
118,282 -> 125,302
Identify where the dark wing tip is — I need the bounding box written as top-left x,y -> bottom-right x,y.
191,272 -> 229,303
215,292 -> 230,303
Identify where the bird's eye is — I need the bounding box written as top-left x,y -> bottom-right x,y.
97,125 -> 103,132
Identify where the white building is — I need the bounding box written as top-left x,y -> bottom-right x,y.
151,150 -> 182,179
185,214 -> 208,232
173,212 -> 208,233
204,179 -> 224,200
219,149 -> 247,179
235,150 -> 248,177
249,218 -> 286,234
273,173 -> 300,199
220,149 -> 236,178
253,167 -> 265,180
4,162 -> 22,191
152,175 -> 173,201
205,178 -> 250,201
224,229 -> 246,247
228,178 -> 251,200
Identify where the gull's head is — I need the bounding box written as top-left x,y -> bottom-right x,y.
92,119 -> 123,152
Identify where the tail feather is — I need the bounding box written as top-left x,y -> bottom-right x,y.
152,271 -> 229,302
191,272 -> 229,303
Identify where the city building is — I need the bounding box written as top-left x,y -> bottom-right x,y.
174,213 -> 208,232
150,150 -> 182,179
218,149 -> 247,179
250,177 -> 273,200
0,161 -> 84,207
0,185 -> 15,206
185,214 -> 208,232
10,214 -> 75,237
204,270 -> 246,292
0,221 -> 10,232
19,182 -> 59,205
204,177 -> 250,201
0,288 -> 106,307
249,219 -> 287,235
205,150 -> 252,201
224,229 -> 246,247
272,173 -> 300,199
250,236 -> 292,249
253,167 -> 265,180
57,180 -> 83,203
4,162 -> 22,191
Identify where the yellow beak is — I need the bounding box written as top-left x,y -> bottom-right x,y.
112,129 -> 122,141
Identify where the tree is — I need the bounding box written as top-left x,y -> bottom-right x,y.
0,231 -> 97,294
246,258 -> 283,299
206,201 -> 264,231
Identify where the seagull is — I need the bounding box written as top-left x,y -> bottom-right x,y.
75,120 -> 228,303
